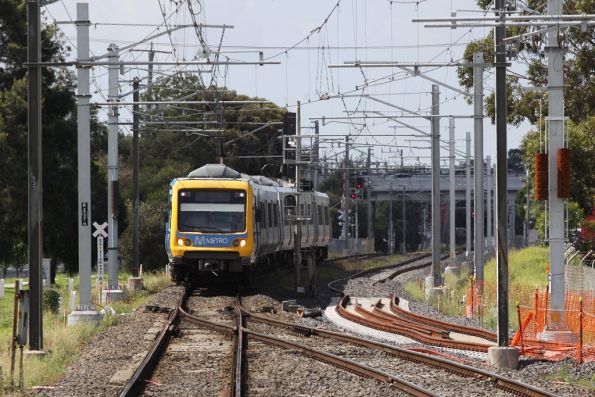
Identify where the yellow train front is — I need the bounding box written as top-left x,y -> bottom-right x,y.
165,164 -> 331,285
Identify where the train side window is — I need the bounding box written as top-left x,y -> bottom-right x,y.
326,207 -> 330,225
273,203 -> 278,227
268,202 -> 273,227
317,205 -> 323,226
261,203 -> 266,227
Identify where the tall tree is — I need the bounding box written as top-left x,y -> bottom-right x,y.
0,1 -> 106,276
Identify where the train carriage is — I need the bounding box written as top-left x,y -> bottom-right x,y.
165,164 -> 330,284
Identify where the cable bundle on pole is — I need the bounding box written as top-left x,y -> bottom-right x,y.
557,148 -> 571,199
533,153 -> 548,201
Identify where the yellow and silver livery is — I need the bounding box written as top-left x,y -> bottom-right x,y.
166,164 -> 331,283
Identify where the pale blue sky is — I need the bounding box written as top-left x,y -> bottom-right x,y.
45,0 -> 533,168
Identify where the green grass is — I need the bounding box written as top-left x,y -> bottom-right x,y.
0,270 -> 171,395
544,364 -> 595,391
405,246 -> 550,329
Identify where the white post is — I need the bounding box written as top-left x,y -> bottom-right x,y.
448,117 -> 456,267
69,3 -> 102,326
75,2 -> 92,311
542,0 -> 570,337
430,85 -> 442,287
107,43 -> 120,290
0,279 -> 4,298
465,131 -> 471,259
68,277 -> 74,295
486,156 -> 493,248
96,235 -> 104,304
473,52 -> 485,287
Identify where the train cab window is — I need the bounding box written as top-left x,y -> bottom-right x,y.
178,189 -> 246,233
307,204 -> 311,224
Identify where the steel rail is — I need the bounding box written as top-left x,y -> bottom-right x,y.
327,252 -> 432,294
118,294 -> 185,397
243,328 -> 436,397
337,295 -> 491,352
232,304 -> 245,397
240,309 -> 556,397
389,295 -> 497,342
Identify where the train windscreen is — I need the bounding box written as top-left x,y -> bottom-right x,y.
178,189 -> 246,233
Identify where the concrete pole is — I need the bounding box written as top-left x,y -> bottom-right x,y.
27,0 -> 43,350
430,85 -> 442,286
465,131 -> 471,259
75,2 -> 93,311
473,52 -> 485,288
526,168 -> 530,247
342,136 -> 350,245
486,156 -> 493,242
107,44 -> 120,290
544,0 -> 568,335
313,121 -> 319,191
494,0 -> 510,348
367,147 -> 373,245
295,101 -> 302,293
448,117 -> 456,266
132,78 -> 140,275
389,183 -> 394,255
401,185 -> 406,254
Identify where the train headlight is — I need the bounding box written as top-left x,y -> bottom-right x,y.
232,238 -> 247,248
177,238 -> 191,246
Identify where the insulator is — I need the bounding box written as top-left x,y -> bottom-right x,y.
533,153 -> 548,201
557,148 -> 571,199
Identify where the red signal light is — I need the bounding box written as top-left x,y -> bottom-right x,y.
350,192 -> 357,200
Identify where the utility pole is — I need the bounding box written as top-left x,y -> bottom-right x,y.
69,2 -> 102,326
540,0 -> 572,341
132,78 -> 140,275
107,44 -> 120,291
490,0 -> 518,368
430,84 -> 442,288
473,52 -> 485,290
465,131 -> 471,259
27,0 -> 43,350
486,156 -> 493,246
342,136 -> 350,248
401,185 -> 406,254
294,101 -> 303,294
448,117 -> 456,269
366,147 -> 373,253
389,183 -> 394,255
313,120 -> 320,191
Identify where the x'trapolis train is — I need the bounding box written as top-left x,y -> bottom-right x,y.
165,164 -> 331,284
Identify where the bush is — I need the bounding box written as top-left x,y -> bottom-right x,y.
43,289 -> 61,313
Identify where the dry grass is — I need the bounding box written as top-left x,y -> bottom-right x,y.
0,270 -> 171,395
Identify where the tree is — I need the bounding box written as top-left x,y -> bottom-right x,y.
117,74 -> 288,269
0,2 -> 107,278
458,1 -> 594,125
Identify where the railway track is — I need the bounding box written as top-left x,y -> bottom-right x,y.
240,305 -> 556,397
116,280 -> 555,397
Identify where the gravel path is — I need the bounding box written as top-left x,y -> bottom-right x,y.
36,286 -> 184,397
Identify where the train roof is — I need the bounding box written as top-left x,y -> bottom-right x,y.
182,164 -> 326,197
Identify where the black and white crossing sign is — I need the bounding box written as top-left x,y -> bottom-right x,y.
93,222 -> 108,238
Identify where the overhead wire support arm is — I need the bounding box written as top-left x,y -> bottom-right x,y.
25,60 -> 280,67
88,23 -> 234,61
327,64 -> 468,98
